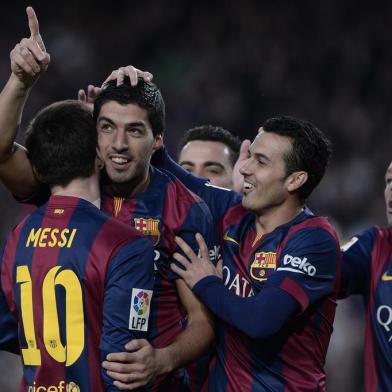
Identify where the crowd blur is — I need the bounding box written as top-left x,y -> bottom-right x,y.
1,0 -> 390,390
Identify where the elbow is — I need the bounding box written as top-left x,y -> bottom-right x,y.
241,323 -> 282,340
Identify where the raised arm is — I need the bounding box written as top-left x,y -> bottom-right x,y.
0,6 -> 50,199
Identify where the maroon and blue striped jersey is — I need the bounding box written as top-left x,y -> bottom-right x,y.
18,165 -> 217,391
0,195 -> 154,392
100,166 -> 216,390
153,147 -> 341,391
341,226 -> 392,392
200,207 -> 340,391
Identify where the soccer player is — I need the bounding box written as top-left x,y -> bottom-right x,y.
151,115 -> 341,391
339,161 -> 392,392
0,9 -> 216,391
0,93 -> 155,391
177,125 -> 241,189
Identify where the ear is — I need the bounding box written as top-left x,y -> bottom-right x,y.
96,145 -> 103,161
285,171 -> 308,193
32,165 -> 43,182
95,156 -> 104,170
152,133 -> 163,152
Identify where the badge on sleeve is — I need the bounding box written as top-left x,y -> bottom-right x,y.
129,288 -> 153,331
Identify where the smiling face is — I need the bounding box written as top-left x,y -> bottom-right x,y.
96,101 -> 162,195
179,140 -> 234,189
385,162 -> 392,226
239,128 -> 309,221
240,130 -> 291,215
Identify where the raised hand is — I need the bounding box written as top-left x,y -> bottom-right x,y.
232,139 -> 251,193
102,65 -> 153,88
10,6 -> 50,88
78,84 -> 102,112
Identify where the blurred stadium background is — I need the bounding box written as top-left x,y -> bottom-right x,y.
2,0 -> 391,390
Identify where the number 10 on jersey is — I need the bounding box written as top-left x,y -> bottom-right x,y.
16,265 -> 84,366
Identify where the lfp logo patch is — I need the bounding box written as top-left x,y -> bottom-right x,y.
133,290 -> 150,315
129,288 -> 153,332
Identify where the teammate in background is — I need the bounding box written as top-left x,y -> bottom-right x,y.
0,11 -> 155,390
151,114 -> 341,391
177,125 -> 241,189
0,12 -> 216,392
339,161 -> 392,392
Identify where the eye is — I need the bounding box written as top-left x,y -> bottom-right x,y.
99,122 -> 112,132
128,128 -> 145,138
206,167 -> 223,175
180,164 -> 193,173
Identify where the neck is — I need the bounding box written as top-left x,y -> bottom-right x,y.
51,173 -> 101,208
254,200 -> 304,236
102,169 -> 150,198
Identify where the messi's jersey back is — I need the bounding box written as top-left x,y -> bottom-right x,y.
0,195 -> 154,392
101,166 -> 216,390
341,226 -> 392,392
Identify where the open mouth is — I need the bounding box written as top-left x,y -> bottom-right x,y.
243,180 -> 255,194
109,155 -> 132,169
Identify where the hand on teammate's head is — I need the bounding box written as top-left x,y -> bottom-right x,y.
101,65 -> 153,88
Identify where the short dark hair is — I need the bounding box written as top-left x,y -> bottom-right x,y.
25,100 -> 96,188
179,125 -> 241,167
262,115 -> 332,201
94,78 -> 165,136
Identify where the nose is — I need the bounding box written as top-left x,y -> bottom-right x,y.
239,158 -> 252,176
193,166 -> 204,178
112,129 -> 128,152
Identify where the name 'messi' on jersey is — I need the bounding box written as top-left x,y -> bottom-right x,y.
25,227 -> 77,248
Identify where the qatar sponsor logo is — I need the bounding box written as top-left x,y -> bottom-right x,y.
376,305 -> 392,342
222,266 -> 254,298
277,254 -> 317,276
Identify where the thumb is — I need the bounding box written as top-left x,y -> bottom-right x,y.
125,338 -> 149,352
216,259 -> 223,278
239,139 -> 251,159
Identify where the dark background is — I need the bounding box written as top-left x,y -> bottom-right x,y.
1,0 -> 389,389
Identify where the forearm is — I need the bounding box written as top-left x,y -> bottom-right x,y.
151,146 -> 207,193
193,276 -> 298,339
0,74 -> 31,162
154,311 -> 215,374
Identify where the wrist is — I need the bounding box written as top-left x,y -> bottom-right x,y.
193,275 -> 222,296
7,74 -> 34,94
154,346 -> 176,375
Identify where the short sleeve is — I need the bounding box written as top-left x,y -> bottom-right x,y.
339,227 -> 376,298
264,227 -> 339,313
100,237 -> 154,390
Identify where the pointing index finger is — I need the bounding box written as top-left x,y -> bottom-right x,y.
26,6 -> 45,51
26,7 -> 39,37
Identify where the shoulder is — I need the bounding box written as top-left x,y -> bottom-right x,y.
282,216 -> 340,252
100,214 -> 143,245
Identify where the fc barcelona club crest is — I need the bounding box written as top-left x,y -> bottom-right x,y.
250,252 -> 276,282
134,218 -> 161,245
